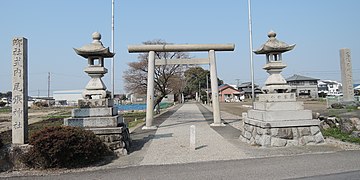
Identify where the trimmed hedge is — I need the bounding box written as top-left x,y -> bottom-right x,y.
22,126 -> 110,168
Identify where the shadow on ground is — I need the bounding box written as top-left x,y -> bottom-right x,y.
128,104 -> 183,154
196,104 -> 242,139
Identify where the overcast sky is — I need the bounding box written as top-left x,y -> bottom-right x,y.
1,0 -> 359,96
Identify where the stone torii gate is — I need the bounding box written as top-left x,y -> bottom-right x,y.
128,44 -> 235,129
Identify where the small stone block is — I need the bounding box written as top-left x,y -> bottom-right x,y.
314,133 -> 325,143
271,137 -> 287,147
244,131 -> 252,140
299,127 -> 311,137
286,140 -> 299,146
242,112 -> 248,119
303,136 -> 315,144
190,125 -> 196,151
263,135 -> 271,146
310,126 -> 320,135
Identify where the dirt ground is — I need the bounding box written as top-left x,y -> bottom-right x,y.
0,107 -> 71,133
219,99 -> 328,117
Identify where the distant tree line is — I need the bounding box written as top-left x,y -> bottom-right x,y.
0,91 -> 12,99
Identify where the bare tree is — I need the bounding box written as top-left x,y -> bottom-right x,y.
123,39 -> 190,108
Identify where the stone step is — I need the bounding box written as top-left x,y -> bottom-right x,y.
244,117 -> 320,128
248,109 -> 312,121
64,115 -> 123,128
72,107 -> 117,118
253,101 -> 304,111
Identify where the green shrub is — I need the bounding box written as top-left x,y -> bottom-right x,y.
0,101 -> 6,107
0,138 -> 3,149
22,126 -> 110,169
331,103 -> 344,109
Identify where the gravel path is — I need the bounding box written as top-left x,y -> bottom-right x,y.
140,103 -> 247,165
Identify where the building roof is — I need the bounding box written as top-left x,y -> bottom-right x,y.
238,82 -> 259,88
241,87 -> 262,93
355,84 -> 360,90
286,74 -> 319,82
319,80 -> 341,85
218,84 -> 241,93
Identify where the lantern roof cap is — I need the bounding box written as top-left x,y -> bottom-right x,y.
74,32 -> 114,58
254,31 -> 295,54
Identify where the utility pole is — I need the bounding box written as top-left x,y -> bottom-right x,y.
111,0 -> 115,99
235,79 -> 241,88
47,72 -> 50,98
247,0 -> 255,103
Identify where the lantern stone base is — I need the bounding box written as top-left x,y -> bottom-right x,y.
240,93 -> 325,147
240,121 -> 324,147
88,127 -> 131,156
64,106 -> 130,155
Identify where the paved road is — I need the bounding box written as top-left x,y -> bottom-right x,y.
5,150 -> 360,180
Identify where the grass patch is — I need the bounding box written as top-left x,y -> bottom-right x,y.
128,119 -> 145,128
0,107 -> 11,113
45,115 -> 71,119
322,127 -> 360,144
122,112 -> 146,128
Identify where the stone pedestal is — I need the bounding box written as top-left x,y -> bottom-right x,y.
241,93 -> 324,147
65,105 -> 130,155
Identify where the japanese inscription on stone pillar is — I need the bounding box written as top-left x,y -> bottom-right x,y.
340,48 -> 354,102
12,37 -> 28,144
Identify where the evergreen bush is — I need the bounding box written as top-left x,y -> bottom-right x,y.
0,138 -> 3,149
22,126 -> 110,168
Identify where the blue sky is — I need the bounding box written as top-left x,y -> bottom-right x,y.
1,0 -> 359,96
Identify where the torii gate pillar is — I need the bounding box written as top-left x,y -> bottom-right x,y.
209,50 -> 222,126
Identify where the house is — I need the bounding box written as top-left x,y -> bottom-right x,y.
218,84 -> 243,102
318,80 -> 343,97
286,74 -> 319,98
355,84 -> 360,95
237,82 -> 262,99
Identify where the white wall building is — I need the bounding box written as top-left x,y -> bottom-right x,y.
53,90 -> 83,106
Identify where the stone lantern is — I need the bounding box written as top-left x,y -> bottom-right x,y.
74,32 -> 114,103
254,31 -> 295,94
65,32 -> 130,155
240,31 -> 324,147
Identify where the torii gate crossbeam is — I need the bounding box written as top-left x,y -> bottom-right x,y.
128,44 -> 235,129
